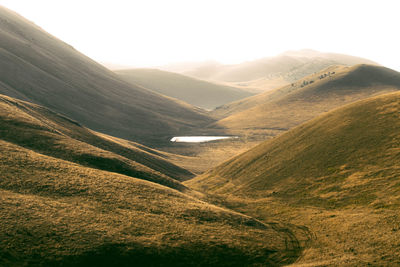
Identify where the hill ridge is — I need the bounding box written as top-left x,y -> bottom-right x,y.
116,68 -> 253,110
210,64 -> 400,139
0,6 -> 214,146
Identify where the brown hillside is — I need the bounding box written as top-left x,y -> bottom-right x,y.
0,6 -> 213,146
187,92 -> 400,265
211,65 -> 400,138
0,93 -> 193,188
0,95 -> 308,266
0,139 -> 303,266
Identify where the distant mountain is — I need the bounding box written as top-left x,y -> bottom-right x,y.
0,94 -> 299,266
166,50 -> 377,92
116,68 -> 253,110
210,64 -> 400,137
0,6 -> 213,146
159,60 -> 222,74
101,62 -> 136,70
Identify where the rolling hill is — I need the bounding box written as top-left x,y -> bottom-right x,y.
0,140 -> 301,266
0,94 -> 305,266
115,68 -> 253,110
0,93 -> 193,188
166,49 -> 377,92
187,92 -> 400,265
211,64 -> 400,138
0,6 -> 213,146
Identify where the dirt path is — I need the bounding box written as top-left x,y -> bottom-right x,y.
265,222 -> 314,265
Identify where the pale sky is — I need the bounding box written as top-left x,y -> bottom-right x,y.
1,0 -> 399,71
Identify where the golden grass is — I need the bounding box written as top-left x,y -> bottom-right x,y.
211,65 -> 400,140
187,92 -> 400,265
0,94 -> 194,189
0,138 -> 305,266
0,93 -> 308,265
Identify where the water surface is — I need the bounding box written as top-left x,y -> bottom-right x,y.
170,136 -> 238,143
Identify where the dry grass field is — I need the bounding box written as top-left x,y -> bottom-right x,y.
0,93 -> 193,188
2,4 -> 400,266
0,93 -> 307,266
187,92 -> 400,265
208,65 -> 400,150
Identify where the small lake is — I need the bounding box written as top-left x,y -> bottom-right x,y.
170,136 -> 238,143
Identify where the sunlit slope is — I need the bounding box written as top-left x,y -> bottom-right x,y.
188,92 -> 400,265
212,65 -> 400,134
116,68 -> 253,110
0,139 -> 302,266
178,50 -> 376,91
0,7 -> 213,145
189,92 -> 400,207
0,93 -> 193,189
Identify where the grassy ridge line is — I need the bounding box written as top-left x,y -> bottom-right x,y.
186,91 -> 400,265
211,65 -> 347,119
0,138 -> 303,266
188,91 -> 400,206
176,50 -> 376,86
0,6 -> 214,146
0,93 -> 191,190
211,65 -> 400,137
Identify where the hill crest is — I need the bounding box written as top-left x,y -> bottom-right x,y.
115,68 -> 253,110
210,64 -> 400,138
0,6 -> 213,146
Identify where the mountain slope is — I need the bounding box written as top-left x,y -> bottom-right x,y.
187,92 -> 400,265
0,139 -> 301,266
171,49 -> 377,92
0,97 -> 304,266
189,91 -> 400,203
0,93 -> 193,188
211,65 -> 400,136
0,6 -> 213,146
115,68 -> 253,110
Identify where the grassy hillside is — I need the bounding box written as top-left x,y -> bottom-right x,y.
211,65 -> 400,139
0,93 -> 194,187
0,97 -> 306,266
0,139 -> 304,266
116,68 -> 253,110
187,92 -> 400,265
0,6 -> 214,146
169,49 -> 376,92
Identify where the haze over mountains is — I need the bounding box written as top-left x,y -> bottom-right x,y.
0,6 -> 306,266
2,4 -> 400,266
0,6 -> 213,146
162,50 -> 377,92
116,68 -> 253,110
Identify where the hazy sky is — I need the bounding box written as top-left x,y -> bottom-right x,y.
1,0 -> 399,71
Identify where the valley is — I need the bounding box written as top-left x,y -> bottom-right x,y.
1,3 -> 400,266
